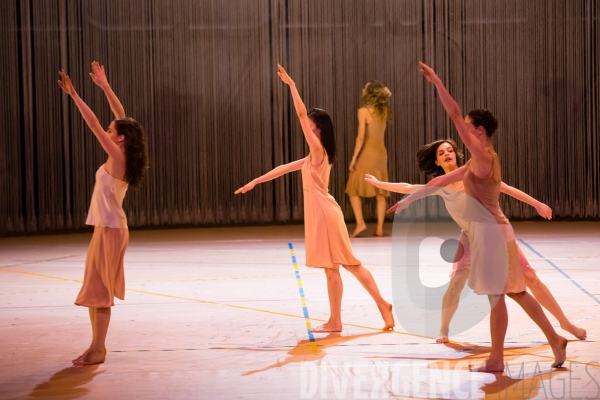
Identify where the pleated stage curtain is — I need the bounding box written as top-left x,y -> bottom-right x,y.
0,0 -> 598,234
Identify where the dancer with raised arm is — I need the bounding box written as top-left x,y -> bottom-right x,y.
366,138 -> 586,344
345,81 -> 392,237
388,63 -> 567,372
235,65 -> 394,333
58,62 -> 148,366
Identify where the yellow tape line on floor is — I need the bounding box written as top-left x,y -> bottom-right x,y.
1,268 -> 595,368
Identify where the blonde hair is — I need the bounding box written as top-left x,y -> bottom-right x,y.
360,80 -> 392,121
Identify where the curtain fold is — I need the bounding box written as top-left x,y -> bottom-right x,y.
1,0 -> 598,235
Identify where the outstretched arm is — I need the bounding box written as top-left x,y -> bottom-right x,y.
89,61 -> 126,119
364,174 -> 423,194
58,70 -> 123,162
235,158 -> 305,194
419,62 -> 488,160
500,182 -> 552,219
387,166 -> 468,214
277,65 -> 324,162
349,108 -> 368,171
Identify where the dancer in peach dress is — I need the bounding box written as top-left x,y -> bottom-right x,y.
58,62 -> 148,366
390,62 -> 567,372
236,65 -> 394,332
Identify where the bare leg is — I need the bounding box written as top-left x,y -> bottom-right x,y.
470,294 -> 507,372
507,292 -> 567,368
349,196 -> 367,237
374,195 -> 386,237
343,264 -> 394,330
72,308 -> 97,364
523,269 -> 586,340
74,307 -> 111,366
437,269 -> 469,343
312,268 -> 343,332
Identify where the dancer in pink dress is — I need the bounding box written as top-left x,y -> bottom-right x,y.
366,138 -> 586,344
389,63 -> 567,371
236,65 -> 394,332
58,62 -> 148,365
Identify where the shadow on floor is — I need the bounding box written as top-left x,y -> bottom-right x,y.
243,331 -> 388,376
27,365 -> 104,399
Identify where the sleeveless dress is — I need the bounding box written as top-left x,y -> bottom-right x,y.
302,155 -> 361,269
461,151 -> 526,295
345,110 -> 390,198
438,184 -> 533,279
75,164 -> 130,308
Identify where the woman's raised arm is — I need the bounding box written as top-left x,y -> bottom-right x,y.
89,62 -> 126,119
277,64 -> 324,163
235,158 -> 306,195
419,62 -> 488,161
58,70 -> 123,163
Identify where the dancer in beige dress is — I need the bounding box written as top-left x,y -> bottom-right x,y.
346,81 -> 392,237
236,65 -> 394,332
390,62 -> 567,372
58,62 -> 148,366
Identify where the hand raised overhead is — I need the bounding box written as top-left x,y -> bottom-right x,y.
89,61 -> 109,88
57,70 -> 76,96
418,61 -> 440,83
277,64 -> 295,86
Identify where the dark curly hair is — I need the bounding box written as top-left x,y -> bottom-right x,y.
115,117 -> 149,187
416,139 -> 464,177
308,108 -> 336,165
360,80 -> 392,121
467,109 -> 498,137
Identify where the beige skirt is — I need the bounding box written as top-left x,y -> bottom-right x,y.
75,227 -> 129,308
466,222 -> 526,295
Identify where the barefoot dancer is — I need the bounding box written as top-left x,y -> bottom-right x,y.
235,65 -> 394,333
366,138 -> 586,343
345,81 -> 392,237
389,62 -> 567,372
58,62 -> 148,366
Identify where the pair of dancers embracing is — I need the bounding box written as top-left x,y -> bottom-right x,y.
372,62 -> 577,371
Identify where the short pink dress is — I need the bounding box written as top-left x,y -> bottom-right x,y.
302,154 -> 361,269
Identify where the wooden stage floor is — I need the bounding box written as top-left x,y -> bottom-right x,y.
1,221 -> 599,399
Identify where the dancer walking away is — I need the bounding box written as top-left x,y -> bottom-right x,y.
58,62 -> 148,366
236,65 -> 394,333
345,81 -> 392,237
389,62 -> 567,371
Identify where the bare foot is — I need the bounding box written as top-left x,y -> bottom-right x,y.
469,358 -> 505,372
436,337 -> 449,343
561,323 -> 587,340
379,303 -> 394,331
73,348 -> 106,367
72,348 -> 91,364
311,322 -> 342,333
374,229 -> 384,237
350,223 -> 367,238
550,335 -> 567,368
